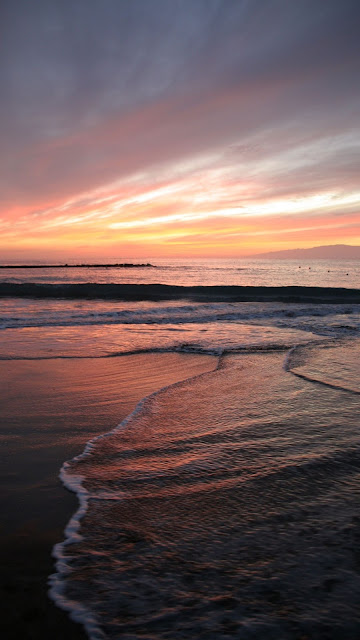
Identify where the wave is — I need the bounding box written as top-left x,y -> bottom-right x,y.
285,338 -> 360,394
48,362 -> 220,638
289,368 -> 360,395
48,349 -> 360,639
1,300 -> 359,331
1,282 -> 359,303
0,342 -> 295,361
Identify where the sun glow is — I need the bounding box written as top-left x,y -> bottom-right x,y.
2,168 -> 360,259
2,0 -> 360,262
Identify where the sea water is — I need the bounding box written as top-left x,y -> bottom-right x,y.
1,257 -> 359,288
0,258 -> 359,638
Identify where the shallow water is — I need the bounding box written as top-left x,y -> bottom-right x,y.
51,348 -> 360,639
0,299 -> 359,359
1,258 -> 359,288
287,339 -> 360,393
1,258 -> 359,638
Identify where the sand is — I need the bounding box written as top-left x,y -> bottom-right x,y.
0,352 -> 216,639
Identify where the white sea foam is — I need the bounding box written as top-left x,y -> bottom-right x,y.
2,261 -> 359,637
49,347 -> 360,639
48,362 -> 221,639
1,299 -> 359,330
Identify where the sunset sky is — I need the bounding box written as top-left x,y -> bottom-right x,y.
1,0 -> 359,261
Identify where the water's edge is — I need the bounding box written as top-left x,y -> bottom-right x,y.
48,357 -> 221,640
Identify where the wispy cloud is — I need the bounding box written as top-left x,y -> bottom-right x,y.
1,0 -> 359,257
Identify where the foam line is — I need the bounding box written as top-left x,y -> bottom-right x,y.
284,340 -> 360,394
48,358 -> 221,639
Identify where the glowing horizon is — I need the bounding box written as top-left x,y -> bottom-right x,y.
1,1 -> 359,261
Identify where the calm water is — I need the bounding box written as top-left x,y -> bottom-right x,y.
1,257 -> 359,288
1,258 -> 359,638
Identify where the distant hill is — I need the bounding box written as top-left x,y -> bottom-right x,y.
253,244 -> 360,260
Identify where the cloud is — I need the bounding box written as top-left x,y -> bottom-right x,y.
1,0 -> 359,255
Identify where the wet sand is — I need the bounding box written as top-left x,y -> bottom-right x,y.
0,353 -> 216,639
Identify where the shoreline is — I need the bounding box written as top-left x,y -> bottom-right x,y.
0,352 -> 216,639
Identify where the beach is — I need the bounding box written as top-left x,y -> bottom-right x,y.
50,348 -> 360,639
3,0 -> 360,633
0,353 -> 216,639
0,261 -> 359,638
3,0 -> 360,634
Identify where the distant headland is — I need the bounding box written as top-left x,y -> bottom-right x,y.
253,244 -> 360,260
0,263 -> 155,269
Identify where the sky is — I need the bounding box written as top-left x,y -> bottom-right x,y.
1,0 -> 360,261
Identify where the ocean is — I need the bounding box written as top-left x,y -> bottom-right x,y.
1,257 -> 360,639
